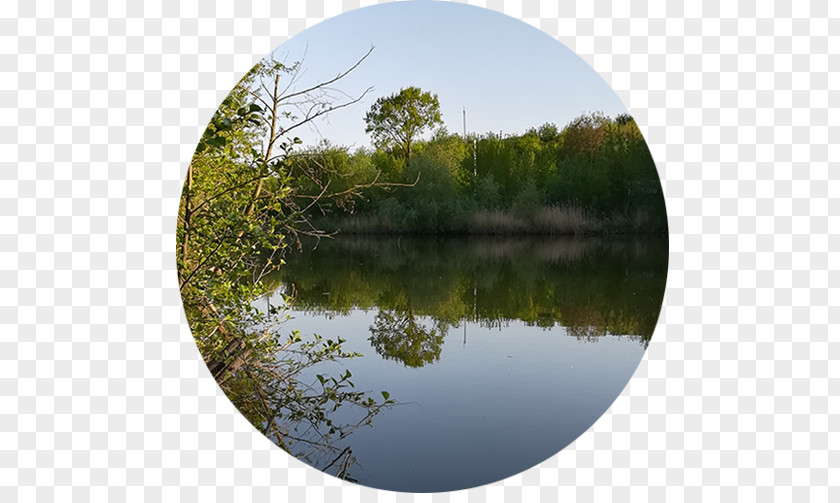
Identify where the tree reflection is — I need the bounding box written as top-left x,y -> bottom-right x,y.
279,235 -> 669,345
368,300 -> 445,368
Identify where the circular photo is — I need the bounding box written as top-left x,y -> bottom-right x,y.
177,2 -> 668,493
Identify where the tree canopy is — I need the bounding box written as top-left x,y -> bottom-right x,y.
363,86 -> 442,160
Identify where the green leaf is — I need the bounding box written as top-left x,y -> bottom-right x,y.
381,391 -> 390,400
206,136 -> 227,149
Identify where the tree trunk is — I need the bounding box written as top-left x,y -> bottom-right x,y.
245,73 -> 281,217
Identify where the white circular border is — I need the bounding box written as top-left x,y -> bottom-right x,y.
4,0 -> 834,501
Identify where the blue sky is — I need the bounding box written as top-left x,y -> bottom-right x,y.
263,1 -> 628,150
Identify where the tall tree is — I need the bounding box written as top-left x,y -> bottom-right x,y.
364,86 -> 442,160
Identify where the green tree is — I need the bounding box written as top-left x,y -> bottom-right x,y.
526,122 -> 560,144
560,111 -> 610,159
177,49 -> 395,479
364,86 -> 443,160
615,113 -> 634,125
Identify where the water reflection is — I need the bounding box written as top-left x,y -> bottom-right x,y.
261,235 -> 667,491
368,301 -> 446,368
272,235 -> 668,352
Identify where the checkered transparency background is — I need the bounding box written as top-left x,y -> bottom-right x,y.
2,0 -> 836,500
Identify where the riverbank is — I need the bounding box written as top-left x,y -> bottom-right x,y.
314,205 -> 668,236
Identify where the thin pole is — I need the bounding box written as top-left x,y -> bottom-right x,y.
463,108 -> 466,138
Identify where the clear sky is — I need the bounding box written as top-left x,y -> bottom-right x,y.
262,1 -> 628,150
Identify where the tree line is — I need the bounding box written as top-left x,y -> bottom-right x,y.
289,88 -> 667,235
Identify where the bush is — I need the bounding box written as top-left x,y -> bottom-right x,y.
510,178 -> 545,217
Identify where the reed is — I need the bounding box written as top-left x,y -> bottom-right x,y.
531,205 -> 594,234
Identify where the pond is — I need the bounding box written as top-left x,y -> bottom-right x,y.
260,235 -> 668,492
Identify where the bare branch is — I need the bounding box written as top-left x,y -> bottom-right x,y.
278,46 -> 374,104
281,86 -> 373,137
292,171 -> 421,200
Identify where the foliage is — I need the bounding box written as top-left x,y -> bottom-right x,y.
527,122 -> 561,144
177,50 -> 393,479
510,178 -> 546,217
305,111 -> 666,235
473,174 -> 502,210
223,330 -> 393,475
559,111 -> 610,158
287,141 -> 379,215
364,86 -> 443,159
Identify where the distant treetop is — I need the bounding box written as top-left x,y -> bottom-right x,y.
364,86 -> 443,160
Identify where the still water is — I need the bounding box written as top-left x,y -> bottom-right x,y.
262,235 -> 667,492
